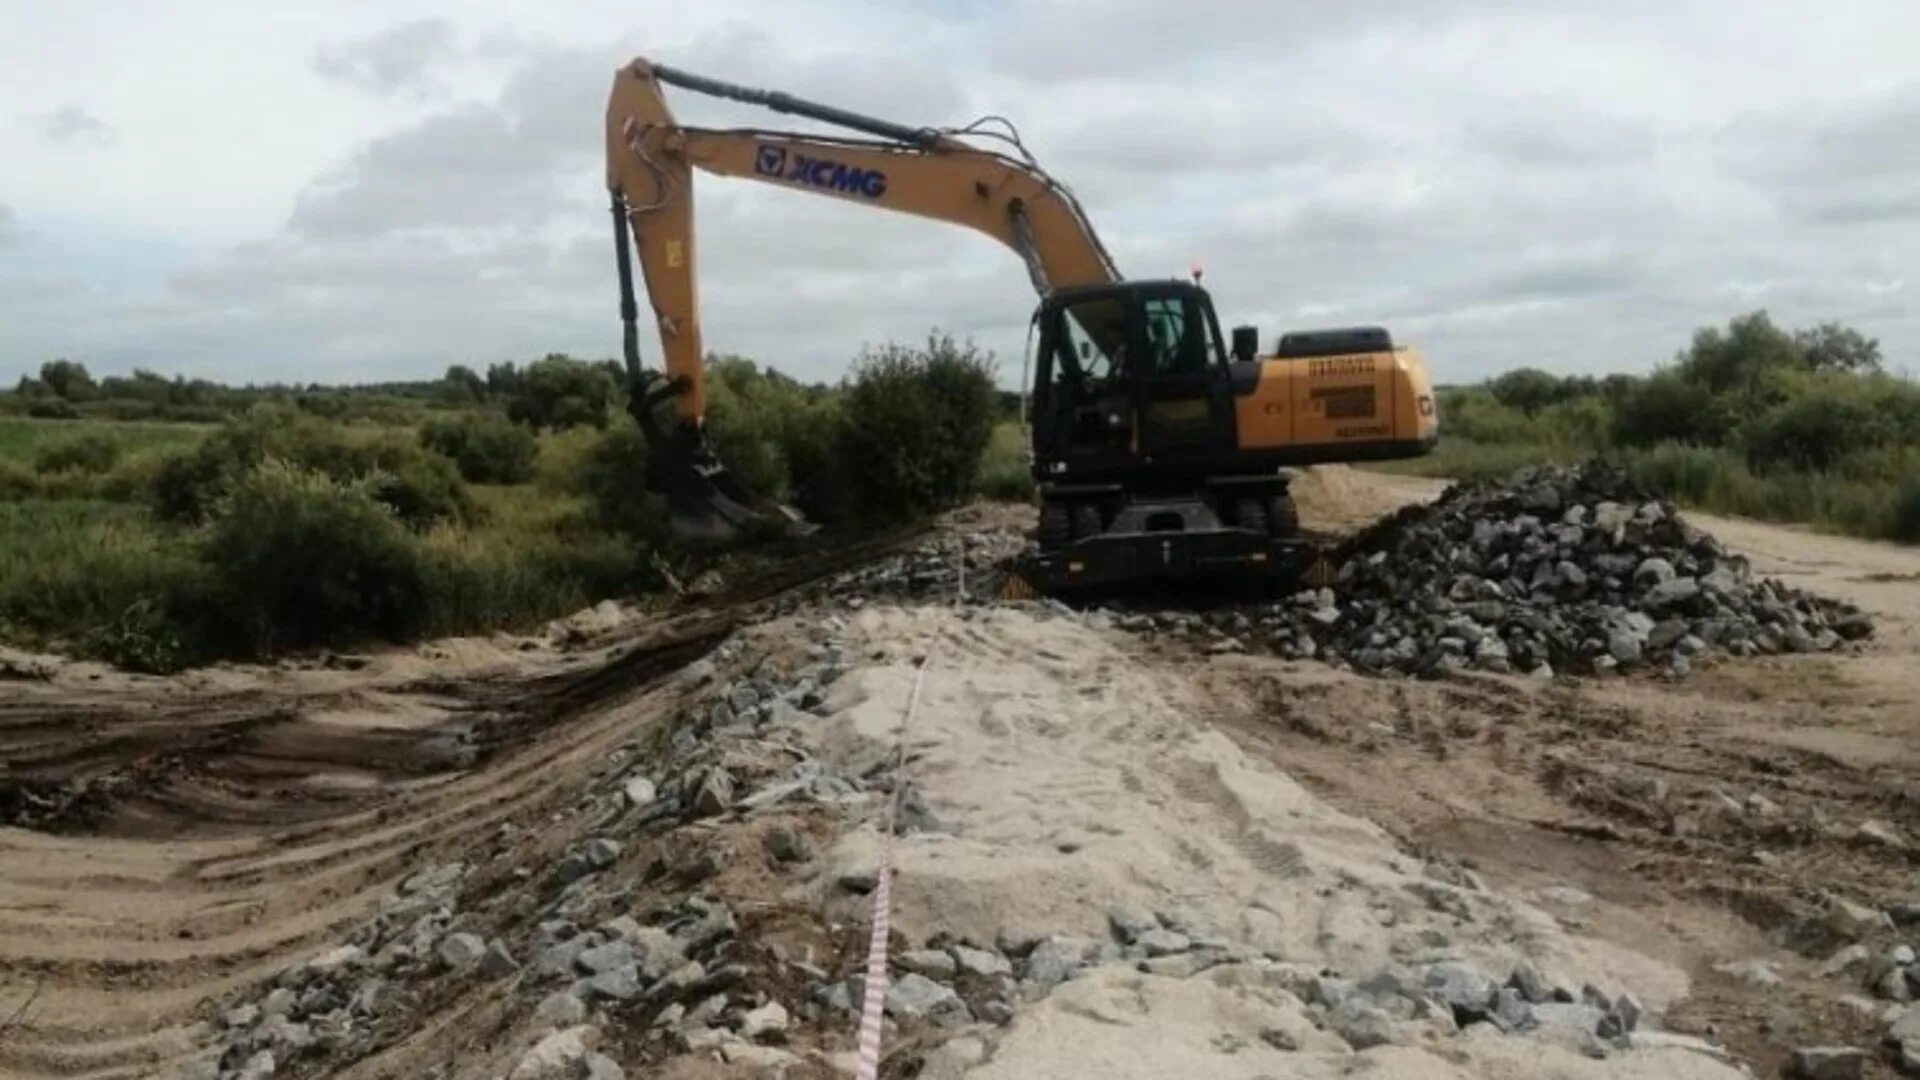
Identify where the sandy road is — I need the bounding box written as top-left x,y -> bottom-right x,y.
0,471 -> 1916,1078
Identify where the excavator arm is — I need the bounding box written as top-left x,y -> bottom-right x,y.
604,56 -> 1121,539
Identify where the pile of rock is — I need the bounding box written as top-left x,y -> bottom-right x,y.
208,862 -> 470,1079
1120,464 -> 1873,678
195,621 -> 881,1079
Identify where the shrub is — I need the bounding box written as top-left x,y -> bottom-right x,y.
201,461 -> 429,653
579,426 -> 673,548
504,355 -> 617,431
1612,372 -> 1730,447
33,433 -> 122,475
1893,478 -> 1920,543
420,412 -> 539,484
1741,373 -> 1920,473
975,421 -> 1034,501
151,407 -> 472,529
835,334 -> 998,523
26,398 -> 78,420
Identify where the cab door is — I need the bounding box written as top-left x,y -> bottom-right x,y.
1133,292 -> 1233,462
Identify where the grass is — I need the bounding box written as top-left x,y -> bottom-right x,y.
1377,437 -> 1920,542
0,416 -> 208,462
976,420 -> 1034,501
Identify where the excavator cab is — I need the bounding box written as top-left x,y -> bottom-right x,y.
1030,280 -> 1238,482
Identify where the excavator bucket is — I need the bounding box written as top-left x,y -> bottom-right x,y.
629,392 -> 811,544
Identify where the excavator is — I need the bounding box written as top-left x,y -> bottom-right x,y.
606,57 -> 1438,591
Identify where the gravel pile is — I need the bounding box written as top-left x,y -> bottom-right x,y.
197,627 -> 885,1079
1121,464 -> 1873,678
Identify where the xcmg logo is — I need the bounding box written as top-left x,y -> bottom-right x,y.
752,144 -> 888,198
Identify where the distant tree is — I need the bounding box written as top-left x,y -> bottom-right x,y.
504,354 -> 616,431
1793,322 -> 1883,375
1486,367 -> 1565,415
595,359 -> 629,393
486,362 -> 523,399
443,364 -> 487,402
39,359 -> 97,401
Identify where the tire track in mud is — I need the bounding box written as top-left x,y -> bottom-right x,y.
0,527 -> 928,1079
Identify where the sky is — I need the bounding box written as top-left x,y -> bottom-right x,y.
2,1 -> 1916,388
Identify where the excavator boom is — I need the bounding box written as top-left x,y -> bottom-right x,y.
605,57 -> 1119,540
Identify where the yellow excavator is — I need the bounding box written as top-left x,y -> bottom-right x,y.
607,57 -> 1438,590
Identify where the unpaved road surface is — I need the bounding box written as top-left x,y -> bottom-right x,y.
1,473 -> 1917,1079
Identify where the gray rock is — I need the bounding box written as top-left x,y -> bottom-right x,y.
900,949 -> 959,980
1136,929 -> 1191,957
261,987 -> 297,1018
837,869 -> 878,895
510,1025 -> 600,1080
1607,628 -> 1644,665
479,939 -> 518,978
690,769 -> 734,818
1633,558 -> 1677,587
1140,952 -> 1215,979
1888,1004 -> 1920,1044
1788,1046 -> 1865,1080
436,932 -> 488,972
1819,945 -> 1872,979
763,828 -> 810,863
235,1050 -> 276,1080
952,945 -> 1013,978
582,1052 -> 625,1080
1533,1002 -> 1605,1036
887,972 -> 971,1026
1645,578 -> 1701,610
534,990 -> 588,1026
1714,959 -> 1783,989
536,937 -> 591,978
1507,960 -> 1553,1004
224,1003 -> 260,1029
1107,902 -> 1159,944
1423,961 -> 1498,1022
582,966 -> 642,1001
1023,937 -> 1089,990
1490,988 -> 1536,1033
583,838 -> 622,869
576,940 -> 636,975
1858,820 -> 1906,850
305,944 -> 362,977
1829,896 -> 1894,939
1328,996 -> 1398,1050
1599,993 -> 1641,1038
622,775 -> 657,807
740,1001 -> 789,1040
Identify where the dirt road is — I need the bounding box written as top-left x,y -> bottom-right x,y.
1,472 -> 1917,1078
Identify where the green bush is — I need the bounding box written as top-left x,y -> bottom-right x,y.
420,412 -> 539,484
975,421 -> 1034,501
579,425 -> 673,548
1893,478 -> 1920,543
33,433 -> 122,475
1741,373 -> 1920,473
26,398 -> 78,420
151,407 -> 472,529
201,461 -> 430,653
1612,372 -> 1731,447
503,355 -> 617,431
836,334 -> 998,523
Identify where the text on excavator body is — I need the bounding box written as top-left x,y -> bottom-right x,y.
754,144 -> 888,198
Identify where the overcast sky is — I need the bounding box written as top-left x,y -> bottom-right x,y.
2,1 -> 1916,388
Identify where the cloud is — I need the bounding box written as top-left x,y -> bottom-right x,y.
7,3 -> 1920,387
29,104 -> 115,146
313,18 -> 460,98
1722,87 -> 1920,225
0,204 -> 17,247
